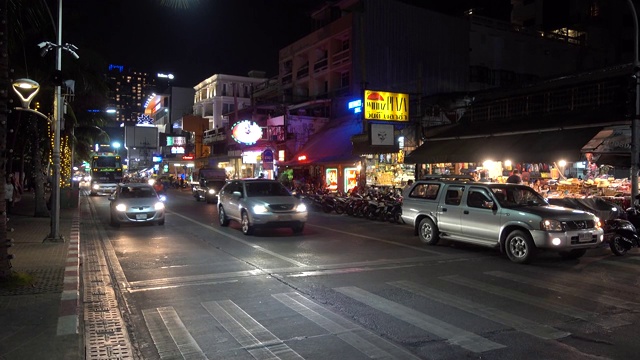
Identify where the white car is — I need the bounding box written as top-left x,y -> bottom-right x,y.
109,183 -> 165,227
217,179 -> 307,235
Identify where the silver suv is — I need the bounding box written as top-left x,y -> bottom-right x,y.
217,179 -> 307,235
401,179 -> 604,263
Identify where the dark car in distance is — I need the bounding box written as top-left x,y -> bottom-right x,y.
194,179 -> 227,203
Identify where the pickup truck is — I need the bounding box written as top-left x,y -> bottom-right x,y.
401,179 -> 604,264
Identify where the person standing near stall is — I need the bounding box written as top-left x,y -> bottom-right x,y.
506,169 -> 522,184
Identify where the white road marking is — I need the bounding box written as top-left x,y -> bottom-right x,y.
441,275 -> 630,329
171,211 -> 308,267
389,280 -> 570,340
142,307 -> 207,359
273,292 -> 420,359
486,270 -> 640,310
202,300 -> 304,360
308,223 -> 442,254
334,286 -> 506,353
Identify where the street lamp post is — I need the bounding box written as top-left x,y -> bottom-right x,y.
628,0 -> 640,203
38,0 -> 78,242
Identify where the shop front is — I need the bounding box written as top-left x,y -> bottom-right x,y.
279,120 -> 362,193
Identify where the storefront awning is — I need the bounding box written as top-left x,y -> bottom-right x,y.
405,127 -> 602,164
281,120 -> 362,166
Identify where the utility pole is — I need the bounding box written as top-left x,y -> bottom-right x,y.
628,0 -> 640,203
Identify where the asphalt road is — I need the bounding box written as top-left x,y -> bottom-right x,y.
88,187 -> 640,360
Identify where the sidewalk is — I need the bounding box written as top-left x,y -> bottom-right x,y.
0,190 -> 82,360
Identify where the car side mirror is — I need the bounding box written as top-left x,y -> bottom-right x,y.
483,200 -> 494,209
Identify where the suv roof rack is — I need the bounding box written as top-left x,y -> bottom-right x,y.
421,174 -> 475,181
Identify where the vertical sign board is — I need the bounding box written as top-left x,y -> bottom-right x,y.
262,149 -> 274,170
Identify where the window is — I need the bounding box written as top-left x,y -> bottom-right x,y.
467,188 -> 492,209
410,183 -> 440,200
341,71 -> 350,88
444,186 -> 464,206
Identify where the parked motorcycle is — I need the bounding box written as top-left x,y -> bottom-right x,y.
605,218 -> 640,256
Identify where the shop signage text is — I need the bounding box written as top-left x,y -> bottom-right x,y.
364,90 -> 409,121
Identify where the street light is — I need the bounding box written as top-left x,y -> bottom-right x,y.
112,142 -> 121,154
628,0 -> 640,203
38,0 -> 78,242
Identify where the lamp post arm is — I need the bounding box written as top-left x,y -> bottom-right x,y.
13,107 -> 52,122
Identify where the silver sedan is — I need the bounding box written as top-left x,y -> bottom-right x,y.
109,183 -> 166,227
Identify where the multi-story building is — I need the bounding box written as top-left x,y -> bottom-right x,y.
193,72 -> 268,131
106,64 -> 156,123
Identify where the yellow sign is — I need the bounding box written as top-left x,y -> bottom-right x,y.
364,90 -> 409,121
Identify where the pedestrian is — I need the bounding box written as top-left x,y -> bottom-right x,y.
402,179 -> 414,198
506,169 -> 522,184
5,177 -> 14,214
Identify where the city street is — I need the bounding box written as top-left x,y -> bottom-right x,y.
87,188 -> 640,360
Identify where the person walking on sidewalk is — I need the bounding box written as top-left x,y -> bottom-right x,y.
5,177 -> 15,214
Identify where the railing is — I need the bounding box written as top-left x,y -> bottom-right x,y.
203,128 -> 227,144
296,66 -> 309,80
332,49 -> 350,66
313,58 -> 328,73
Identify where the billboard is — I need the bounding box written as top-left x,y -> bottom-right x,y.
124,125 -> 159,148
364,90 -> 409,121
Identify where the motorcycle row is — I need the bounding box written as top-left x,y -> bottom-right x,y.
605,196 -> 640,256
297,188 -> 404,224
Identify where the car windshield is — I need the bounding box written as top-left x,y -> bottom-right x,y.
245,181 -> 291,197
489,185 -> 547,208
120,187 -> 157,199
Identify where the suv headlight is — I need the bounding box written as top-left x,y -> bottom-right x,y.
541,219 -> 564,231
253,205 -> 269,214
296,203 -> 307,212
208,189 -> 215,194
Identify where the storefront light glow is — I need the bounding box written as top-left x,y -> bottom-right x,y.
504,160 -> 512,167
483,160 -> 494,167
558,160 -> 567,167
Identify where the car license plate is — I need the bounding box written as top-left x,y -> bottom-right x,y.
136,214 -> 147,220
578,232 -> 592,242
279,215 -> 291,221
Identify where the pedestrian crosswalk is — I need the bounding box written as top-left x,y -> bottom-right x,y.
140,267 -> 639,359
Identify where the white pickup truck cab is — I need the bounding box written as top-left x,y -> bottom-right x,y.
401,179 -> 604,264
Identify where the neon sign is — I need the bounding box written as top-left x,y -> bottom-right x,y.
231,120 -> 263,145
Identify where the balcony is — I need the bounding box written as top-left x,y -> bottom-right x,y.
282,73 -> 293,86
203,128 -> 227,145
332,49 -> 350,66
313,58 -> 328,73
296,66 -> 309,80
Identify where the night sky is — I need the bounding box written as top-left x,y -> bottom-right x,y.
63,0 -> 325,87
61,0 -> 510,88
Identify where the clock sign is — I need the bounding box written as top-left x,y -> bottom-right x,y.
231,120 -> 263,145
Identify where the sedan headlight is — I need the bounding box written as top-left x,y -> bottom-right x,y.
253,204 -> 269,214
115,204 -> 127,212
541,219 -> 563,231
296,203 -> 307,212
92,184 -> 100,190
154,202 -> 165,210
208,189 -> 215,194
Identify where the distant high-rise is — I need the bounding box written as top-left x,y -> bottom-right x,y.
106,64 -> 156,123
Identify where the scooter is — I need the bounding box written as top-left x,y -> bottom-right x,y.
605,218 -> 640,256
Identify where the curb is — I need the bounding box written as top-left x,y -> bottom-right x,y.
57,211 -> 81,336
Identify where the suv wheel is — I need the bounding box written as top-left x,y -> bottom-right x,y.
505,230 -> 536,264
418,217 -> 439,245
241,211 -> 254,235
218,206 -> 230,226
